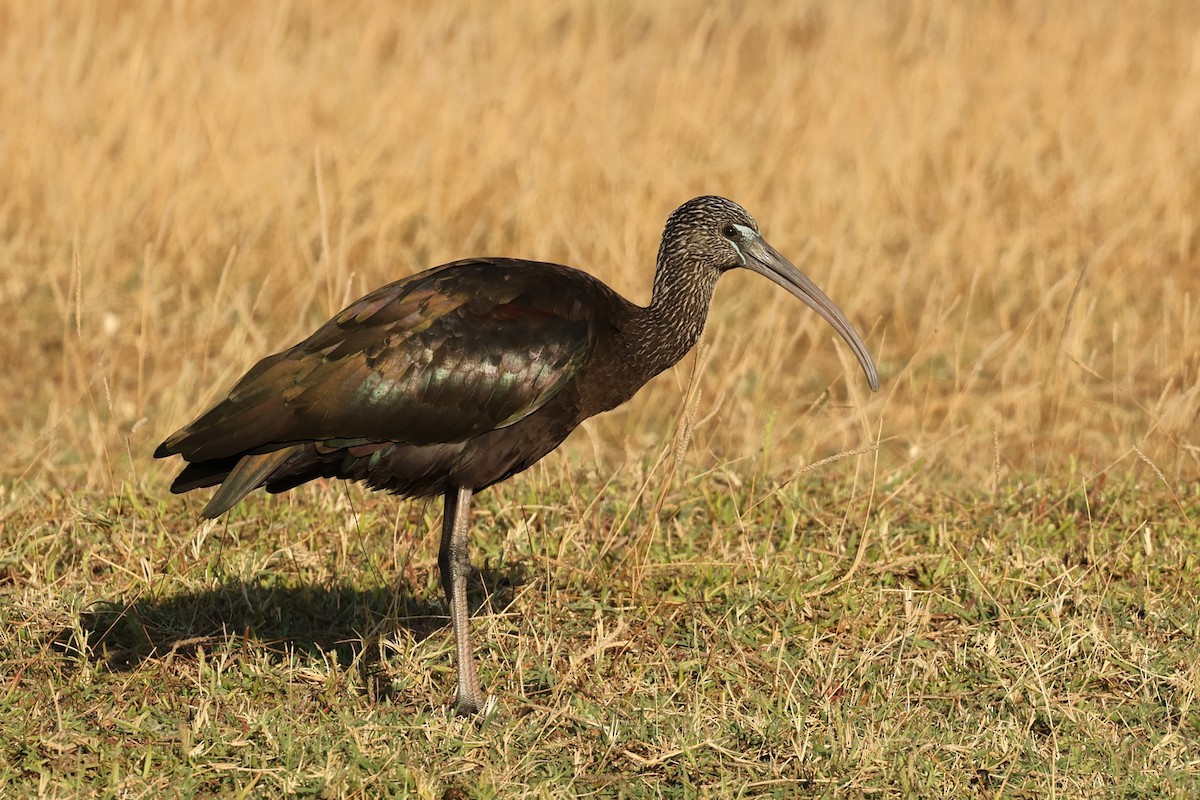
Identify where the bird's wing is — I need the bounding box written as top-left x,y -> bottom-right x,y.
158,260 -> 600,461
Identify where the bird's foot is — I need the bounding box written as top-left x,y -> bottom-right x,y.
453,691 -> 485,717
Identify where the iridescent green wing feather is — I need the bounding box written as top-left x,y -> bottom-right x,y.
157,260 -> 597,462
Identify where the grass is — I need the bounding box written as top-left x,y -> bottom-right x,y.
2,0 -> 1199,796
5,473 -> 1198,796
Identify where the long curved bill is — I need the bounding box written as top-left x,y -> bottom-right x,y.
741,233 -> 880,391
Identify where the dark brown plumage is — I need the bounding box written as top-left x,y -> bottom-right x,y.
156,195 -> 879,715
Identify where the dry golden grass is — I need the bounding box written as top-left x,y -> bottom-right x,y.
3,0 -> 1196,492
2,1 -> 1199,797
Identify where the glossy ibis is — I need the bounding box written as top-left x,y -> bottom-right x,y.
156,195 -> 879,715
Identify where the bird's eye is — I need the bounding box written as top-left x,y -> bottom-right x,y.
722,224 -> 738,239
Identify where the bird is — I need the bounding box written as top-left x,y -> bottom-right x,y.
156,195 -> 879,716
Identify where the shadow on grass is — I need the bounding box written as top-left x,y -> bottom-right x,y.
51,563 -> 528,683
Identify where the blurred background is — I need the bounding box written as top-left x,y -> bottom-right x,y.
3,0 -> 1198,504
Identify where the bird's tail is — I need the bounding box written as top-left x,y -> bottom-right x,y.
200,448 -> 298,519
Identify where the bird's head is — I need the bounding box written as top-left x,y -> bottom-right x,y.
657,195 -> 879,391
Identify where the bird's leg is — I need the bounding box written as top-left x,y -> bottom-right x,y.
439,486 -> 484,715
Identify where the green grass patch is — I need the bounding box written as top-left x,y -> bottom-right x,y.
2,469 -> 1196,797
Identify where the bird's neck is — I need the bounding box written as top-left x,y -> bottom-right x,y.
625,257 -> 719,380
